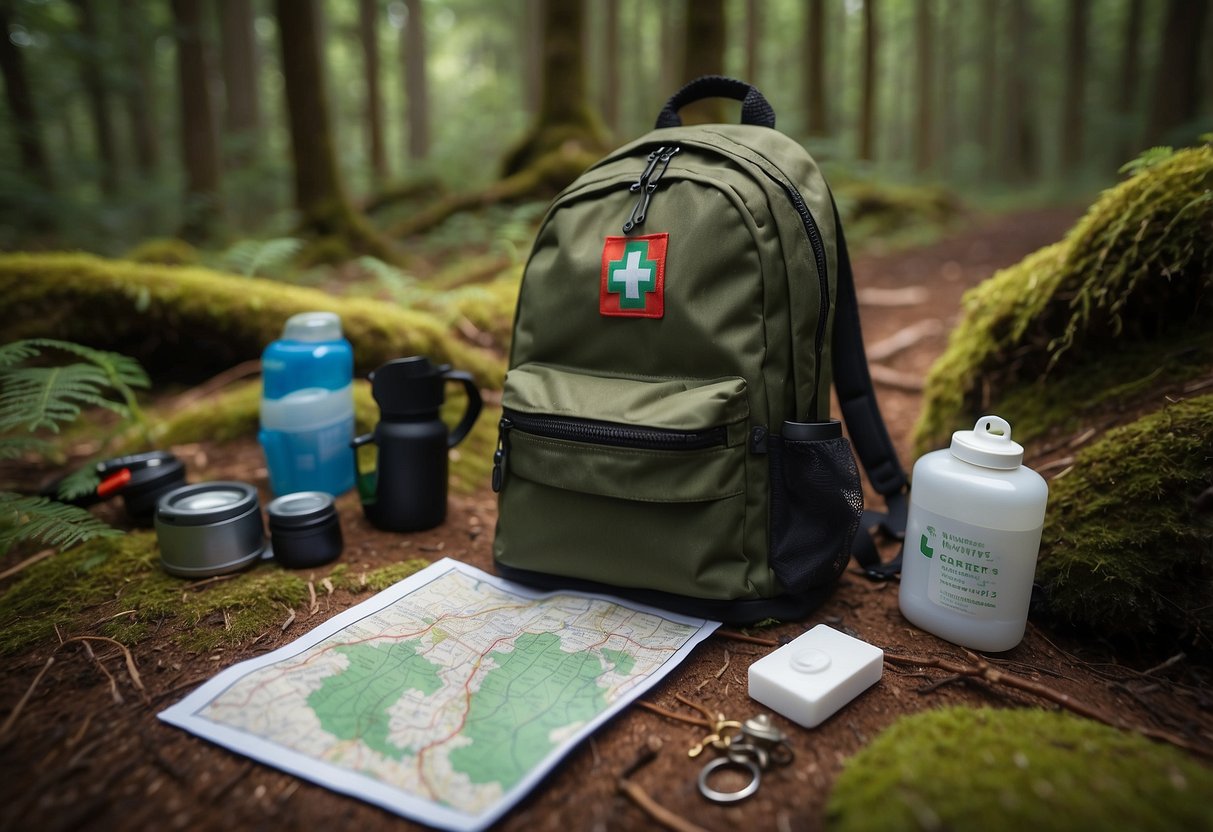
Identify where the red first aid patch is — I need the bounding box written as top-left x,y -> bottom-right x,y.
600,233 -> 667,319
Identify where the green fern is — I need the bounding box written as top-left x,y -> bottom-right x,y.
356,256 -> 428,306
0,493 -> 120,555
1118,146 -> 1175,176
0,340 -> 149,433
219,237 -> 305,277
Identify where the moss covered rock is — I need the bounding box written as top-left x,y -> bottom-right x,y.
915,146 -> 1213,452
124,238 -> 200,266
0,252 -> 504,389
827,707 -> 1213,832
1035,396 -> 1213,646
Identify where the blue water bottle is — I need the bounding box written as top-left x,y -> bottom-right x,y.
258,312 -> 356,496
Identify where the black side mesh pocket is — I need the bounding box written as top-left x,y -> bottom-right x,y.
768,434 -> 864,595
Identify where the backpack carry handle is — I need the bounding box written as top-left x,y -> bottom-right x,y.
656,75 -> 777,129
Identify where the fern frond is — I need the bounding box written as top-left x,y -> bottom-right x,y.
0,364 -> 130,432
0,492 -> 119,555
0,435 -> 55,459
220,238 -> 304,277
0,341 -> 42,368
20,339 -> 150,390
57,466 -> 101,501
1118,146 -> 1175,176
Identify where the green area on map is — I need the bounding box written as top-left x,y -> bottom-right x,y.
448,632 -> 610,788
601,648 -> 636,676
307,641 -> 443,760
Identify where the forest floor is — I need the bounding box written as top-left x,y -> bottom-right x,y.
3,205 -> 1211,832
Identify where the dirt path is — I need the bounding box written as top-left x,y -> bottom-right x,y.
4,206 -> 1209,832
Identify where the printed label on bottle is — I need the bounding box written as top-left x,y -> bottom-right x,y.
913,506 -> 1039,618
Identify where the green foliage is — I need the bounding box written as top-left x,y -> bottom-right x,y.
1034,395 -> 1213,648
217,237 -> 305,278
354,255 -> 427,306
0,494 -> 120,555
827,707 -> 1213,832
1118,146 -> 1176,176
916,146 -> 1213,452
124,238 -> 201,266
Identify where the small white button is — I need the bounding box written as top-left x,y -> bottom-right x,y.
790,648 -> 831,674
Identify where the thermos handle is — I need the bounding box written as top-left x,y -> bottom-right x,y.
350,432 -> 377,503
445,371 -> 482,448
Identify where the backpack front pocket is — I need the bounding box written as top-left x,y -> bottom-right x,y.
492,364 -> 759,600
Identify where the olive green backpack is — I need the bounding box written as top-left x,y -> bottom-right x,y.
492,77 -> 908,622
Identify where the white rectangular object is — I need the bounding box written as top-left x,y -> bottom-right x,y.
159,558 -> 718,832
747,624 -> 883,728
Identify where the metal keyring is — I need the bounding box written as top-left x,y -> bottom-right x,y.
697,756 -> 761,804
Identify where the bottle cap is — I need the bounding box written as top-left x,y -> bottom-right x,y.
949,415 -> 1024,469
282,311 -> 342,342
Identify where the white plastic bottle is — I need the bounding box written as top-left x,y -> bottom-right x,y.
898,415 -> 1048,652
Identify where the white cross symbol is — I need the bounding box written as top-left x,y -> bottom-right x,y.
613,250 -> 651,300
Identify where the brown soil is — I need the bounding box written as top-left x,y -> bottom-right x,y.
3,207 -> 1211,832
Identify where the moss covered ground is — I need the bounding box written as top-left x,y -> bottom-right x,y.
0,526 -> 430,655
0,252 -> 504,389
827,707 -> 1213,832
915,146 -> 1213,452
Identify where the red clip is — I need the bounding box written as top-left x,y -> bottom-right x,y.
96,467 -> 132,498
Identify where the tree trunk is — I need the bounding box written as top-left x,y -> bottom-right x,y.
1001,0 -> 1037,181
935,0 -> 958,174
1113,0 -> 1144,163
977,0 -> 998,173
660,0 -> 683,102
1145,0 -> 1210,145
804,0 -> 827,135
117,0 -> 158,178
217,0 -> 261,168
501,0 -> 606,176
0,2 -> 52,189
359,0 -> 388,179
745,0 -> 760,85
171,0 -> 223,243
600,0 -> 620,135
273,0 -> 396,261
913,0 -> 934,173
71,0 -> 119,195
1060,0 -> 1089,173
681,0 -> 726,124
859,0 -> 878,161
402,0 -> 430,161
523,0 -> 542,116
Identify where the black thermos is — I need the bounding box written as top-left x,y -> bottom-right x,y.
352,356 -> 482,532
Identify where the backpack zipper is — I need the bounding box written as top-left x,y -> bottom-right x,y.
622,146 -> 681,233
492,409 -> 726,492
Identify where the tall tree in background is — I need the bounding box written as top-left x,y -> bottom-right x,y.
0,2 -> 52,190
935,0 -> 958,172
1001,0 -> 1037,181
1145,0 -> 1210,146
171,0 -> 223,242
402,0 -> 430,161
523,0 -> 541,116
273,0 -> 396,261
502,0 -> 606,175
71,0 -> 118,195
1113,0 -> 1144,164
977,0 -> 998,172
359,0 -> 388,179
858,0 -> 878,161
1060,0 -> 1089,173
660,0 -> 683,104
681,0 -> 726,124
117,0 -> 158,178
914,0 -> 934,173
804,0 -> 827,136
744,0 -> 760,86
217,0 -> 261,168
600,0 -> 620,135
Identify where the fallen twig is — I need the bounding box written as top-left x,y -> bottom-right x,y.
866,319 -> 945,362
634,700 -> 712,729
0,655 -> 54,740
165,359 -> 262,414
0,548 -> 55,582
868,363 -> 925,392
713,629 -> 779,648
885,651 -> 1212,758
617,738 -> 713,832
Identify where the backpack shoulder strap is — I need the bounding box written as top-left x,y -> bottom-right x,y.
830,197 -> 910,579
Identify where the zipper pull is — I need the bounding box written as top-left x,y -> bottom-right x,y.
624,146 -> 680,233
491,417 -> 511,492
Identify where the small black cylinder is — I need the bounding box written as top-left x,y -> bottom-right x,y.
267,491 -> 344,569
